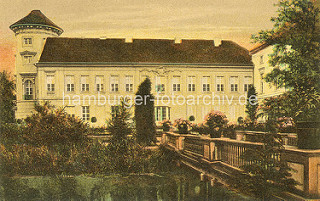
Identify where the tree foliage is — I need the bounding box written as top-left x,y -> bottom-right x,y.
0,102 -> 108,175
0,71 -> 15,123
106,98 -> 133,172
252,0 -> 320,121
245,85 -> 258,126
24,102 -> 90,149
134,78 -> 156,146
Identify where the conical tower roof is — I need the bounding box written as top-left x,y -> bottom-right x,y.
10,10 -> 63,35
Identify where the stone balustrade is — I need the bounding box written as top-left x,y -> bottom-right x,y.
161,132 -> 320,199
234,130 -> 298,147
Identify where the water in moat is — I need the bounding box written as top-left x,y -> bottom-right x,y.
0,167 -> 254,201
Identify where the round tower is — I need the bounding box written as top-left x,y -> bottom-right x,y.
10,10 -> 63,119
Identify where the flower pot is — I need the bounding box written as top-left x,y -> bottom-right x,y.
235,130 -> 245,141
163,125 -> 170,132
178,124 -> 188,134
297,121 -> 320,149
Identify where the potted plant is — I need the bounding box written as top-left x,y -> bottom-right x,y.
225,122 -> 236,139
160,119 -> 171,132
173,118 -> 190,134
203,110 -> 228,138
91,117 -> 97,123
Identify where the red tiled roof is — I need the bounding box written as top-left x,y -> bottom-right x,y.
39,37 -> 253,65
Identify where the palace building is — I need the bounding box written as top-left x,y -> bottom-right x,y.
11,10 -> 254,126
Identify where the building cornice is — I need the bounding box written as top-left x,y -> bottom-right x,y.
36,62 -> 254,69
249,43 -> 270,55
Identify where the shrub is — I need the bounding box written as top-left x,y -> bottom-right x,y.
160,120 -> 171,131
203,110 -> 228,138
173,118 -> 191,134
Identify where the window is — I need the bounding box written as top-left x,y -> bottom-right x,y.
230,76 -> 238,92
24,80 -> 33,100
23,56 -> 33,64
155,76 -> 165,93
260,55 -> 264,64
23,38 -> 32,45
110,75 -> 119,92
82,106 -> 90,121
46,75 -> 55,92
65,75 -> 75,92
244,76 -> 252,92
187,76 -> 196,92
172,76 -> 181,92
216,76 -> 224,92
125,75 -> 133,92
156,84 -> 165,92
81,76 -> 89,92
95,76 -> 104,92
202,76 -> 210,92
155,106 -> 170,122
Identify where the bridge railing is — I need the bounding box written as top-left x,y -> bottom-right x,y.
235,130 -> 297,147
161,132 -> 320,199
214,139 -> 264,169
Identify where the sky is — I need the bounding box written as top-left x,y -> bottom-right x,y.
0,0 -> 279,73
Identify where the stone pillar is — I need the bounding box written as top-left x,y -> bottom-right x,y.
177,136 -> 185,151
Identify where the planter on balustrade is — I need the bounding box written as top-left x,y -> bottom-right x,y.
297,121 -> 320,149
163,125 -> 170,132
235,130 -> 245,141
178,124 -> 188,134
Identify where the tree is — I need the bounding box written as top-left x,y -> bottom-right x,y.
234,133 -> 298,199
106,98 -> 132,155
106,98 -> 133,173
0,71 -> 15,123
245,85 -> 258,127
252,0 -> 320,122
24,102 -> 90,149
134,78 -> 156,146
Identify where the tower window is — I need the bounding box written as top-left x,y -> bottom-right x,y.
23,38 -> 32,45
24,80 -> 33,100
23,56 -> 33,64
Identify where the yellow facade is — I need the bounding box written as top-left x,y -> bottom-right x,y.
11,10 -> 254,126
251,45 -> 288,101
36,63 -> 253,126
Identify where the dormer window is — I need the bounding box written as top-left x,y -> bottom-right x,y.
24,38 -> 32,45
